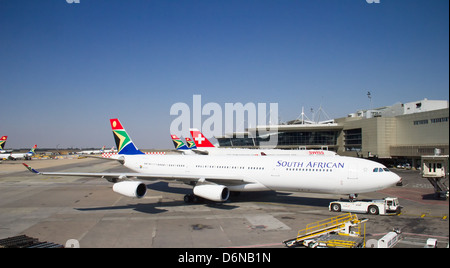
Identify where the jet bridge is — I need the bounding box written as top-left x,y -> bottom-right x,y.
421,154 -> 449,200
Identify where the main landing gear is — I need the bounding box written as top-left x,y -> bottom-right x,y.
184,194 -> 202,203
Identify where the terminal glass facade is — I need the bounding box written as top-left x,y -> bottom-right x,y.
344,128 -> 362,152
217,130 -> 339,148
276,131 -> 338,147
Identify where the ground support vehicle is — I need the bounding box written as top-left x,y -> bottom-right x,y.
366,229 -> 402,248
283,213 -> 368,248
329,197 -> 401,215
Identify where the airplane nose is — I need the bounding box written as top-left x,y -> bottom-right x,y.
390,173 -> 402,187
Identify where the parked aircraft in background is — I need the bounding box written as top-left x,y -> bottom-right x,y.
103,147 -> 117,153
1,144 -> 37,160
189,128 -> 337,156
77,146 -> 106,155
0,136 -> 12,153
171,135 -> 190,151
184,137 -> 197,149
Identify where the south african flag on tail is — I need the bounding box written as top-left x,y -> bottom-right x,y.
110,118 -> 145,155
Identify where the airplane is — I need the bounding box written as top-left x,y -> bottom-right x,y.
104,147 -> 117,153
0,136 -> 12,153
169,135 -> 197,155
1,144 -> 37,160
77,146 -> 106,155
23,118 -> 401,204
171,135 -> 190,151
189,128 -> 338,156
185,137 -> 197,149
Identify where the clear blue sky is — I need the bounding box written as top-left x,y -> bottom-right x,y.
1,0 -> 448,149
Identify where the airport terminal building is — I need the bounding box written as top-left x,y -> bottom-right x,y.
215,98 -> 449,167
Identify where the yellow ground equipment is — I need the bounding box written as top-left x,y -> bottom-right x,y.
283,213 -> 368,248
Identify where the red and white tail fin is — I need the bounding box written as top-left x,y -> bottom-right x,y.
189,129 -> 215,148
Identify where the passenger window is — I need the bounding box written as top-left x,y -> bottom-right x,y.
373,168 -> 378,172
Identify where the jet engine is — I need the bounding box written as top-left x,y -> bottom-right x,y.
193,184 -> 230,202
113,181 -> 147,198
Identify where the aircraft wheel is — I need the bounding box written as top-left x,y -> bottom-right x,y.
184,194 -> 202,203
368,205 -> 379,215
330,203 -> 341,212
184,194 -> 193,203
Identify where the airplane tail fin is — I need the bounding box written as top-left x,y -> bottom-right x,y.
110,118 -> 145,155
185,137 -> 197,149
29,144 -> 37,155
0,136 -> 7,150
171,135 -> 190,150
189,129 -> 215,148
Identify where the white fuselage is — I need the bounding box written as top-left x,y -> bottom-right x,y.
195,147 -> 337,156
0,152 -> 33,160
121,154 -> 400,195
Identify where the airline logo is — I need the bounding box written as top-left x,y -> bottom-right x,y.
276,160 -> 345,169
189,129 -> 215,148
185,137 -> 197,149
0,136 -> 7,149
111,119 -> 124,130
171,135 -> 188,150
30,144 -> 37,154
111,120 -> 132,152
109,118 -> 144,155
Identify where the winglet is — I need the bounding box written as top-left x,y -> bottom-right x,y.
23,163 -> 40,174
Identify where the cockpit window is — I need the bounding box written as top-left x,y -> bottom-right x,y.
373,167 -> 391,173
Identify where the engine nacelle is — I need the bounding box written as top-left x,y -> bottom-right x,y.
113,181 -> 147,198
193,184 -> 230,202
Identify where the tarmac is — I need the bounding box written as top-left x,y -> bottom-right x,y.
0,157 -> 448,248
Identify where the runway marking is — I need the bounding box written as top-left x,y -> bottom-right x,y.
111,196 -> 123,207
400,211 -> 448,220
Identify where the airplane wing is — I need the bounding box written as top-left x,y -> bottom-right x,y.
22,163 -> 248,186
